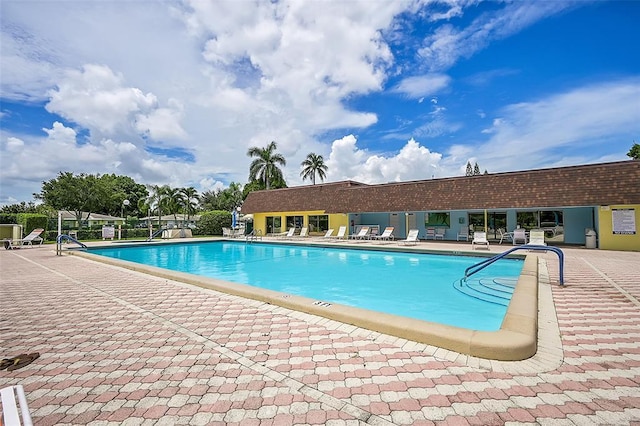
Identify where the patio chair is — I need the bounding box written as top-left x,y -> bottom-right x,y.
513,228 -> 527,245
281,227 -> 296,239
456,227 -> 469,241
331,226 -> 347,241
1,384 -> 33,426
498,228 -> 512,244
371,226 -> 395,242
294,227 -> 309,238
317,229 -> 334,239
426,228 -> 436,240
5,228 -> 44,249
471,231 -> 490,250
399,229 -> 420,246
348,226 -> 370,240
435,228 -> 445,240
528,229 -> 547,246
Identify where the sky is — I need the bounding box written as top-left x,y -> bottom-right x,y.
1,0 -> 639,206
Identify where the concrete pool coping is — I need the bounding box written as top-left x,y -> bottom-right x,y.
69,239 -> 540,361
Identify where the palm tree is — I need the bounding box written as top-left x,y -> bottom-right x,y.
247,141 -> 287,190
162,186 -> 185,223
145,184 -> 167,228
300,153 -> 328,185
180,187 -> 199,223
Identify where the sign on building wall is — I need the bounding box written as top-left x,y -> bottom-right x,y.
612,208 -> 636,235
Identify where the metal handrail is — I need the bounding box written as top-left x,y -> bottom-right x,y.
464,245 -> 565,285
56,234 -> 88,255
146,228 -> 166,242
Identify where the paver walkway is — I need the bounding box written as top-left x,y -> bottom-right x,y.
1,242 -> 639,425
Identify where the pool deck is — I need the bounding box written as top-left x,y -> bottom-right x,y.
1,239 -> 639,425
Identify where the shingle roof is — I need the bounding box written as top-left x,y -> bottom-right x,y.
241,161 -> 640,214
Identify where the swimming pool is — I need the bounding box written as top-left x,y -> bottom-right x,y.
89,241 -> 523,331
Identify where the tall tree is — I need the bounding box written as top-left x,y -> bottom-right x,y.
161,186 -> 185,222
36,172 -> 111,228
145,184 -> 167,227
247,141 -> 287,190
180,187 -> 199,222
627,142 -> 640,160
473,163 -> 481,176
300,153 -> 328,185
465,162 -> 473,176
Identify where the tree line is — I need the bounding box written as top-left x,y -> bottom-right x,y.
1,142 -> 330,226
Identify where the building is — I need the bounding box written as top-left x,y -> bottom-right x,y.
241,160 -> 640,251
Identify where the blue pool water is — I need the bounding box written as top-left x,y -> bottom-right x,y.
89,241 -> 524,331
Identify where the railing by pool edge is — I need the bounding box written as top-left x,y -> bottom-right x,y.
463,245 -> 565,286
146,228 -> 167,242
56,234 -> 87,255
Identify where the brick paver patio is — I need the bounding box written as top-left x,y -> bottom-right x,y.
1,241 -> 639,425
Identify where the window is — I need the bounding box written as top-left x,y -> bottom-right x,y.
425,212 -> 450,227
307,215 -> 329,232
266,216 -> 282,234
516,211 -> 539,230
285,215 -> 304,230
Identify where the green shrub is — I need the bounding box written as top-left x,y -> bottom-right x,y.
0,213 -> 18,224
195,211 -> 232,236
16,213 -> 48,240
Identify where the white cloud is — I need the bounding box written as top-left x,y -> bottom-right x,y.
471,78 -> 640,171
393,74 -> 451,98
326,135 -> 442,184
45,64 -> 186,143
418,2 -> 577,71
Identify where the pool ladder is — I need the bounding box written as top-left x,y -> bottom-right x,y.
463,245 -> 565,285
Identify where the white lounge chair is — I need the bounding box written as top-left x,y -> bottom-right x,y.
281,227 -> 296,239
5,228 -> 44,249
371,226 -> 395,242
294,227 -> 308,238
1,384 -> 33,426
513,228 -> 527,245
471,231 -> 490,250
318,229 -> 334,239
400,229 -> 420,245
528,229 -> 547,246
331,226 -> 347,241
349,226 -> 370,240
435,228 -> 445,240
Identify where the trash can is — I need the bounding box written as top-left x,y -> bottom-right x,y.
585,228 -> 597,249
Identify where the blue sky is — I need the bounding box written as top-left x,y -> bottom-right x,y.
1,0 -> 639,205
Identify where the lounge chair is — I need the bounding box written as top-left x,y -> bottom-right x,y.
318,229 -> 334,239
5,228 -> 44,249
331,226 -> 347,241
1,384 -> 33,426
281,227 -> 296,239
513,228 -> 527,245
399,229 -> 420,245
371,226 -> 395,242
528,229 -> 547,246
294,227 -> 308,238
348,226 -> 370,240
456,227 -> 469,241
471,231 -> 490,250
435,228 -> 445,240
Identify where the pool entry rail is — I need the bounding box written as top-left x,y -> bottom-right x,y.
146,227 -> 167,242
463,245 -> 565,286
56,234 -> 88,255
